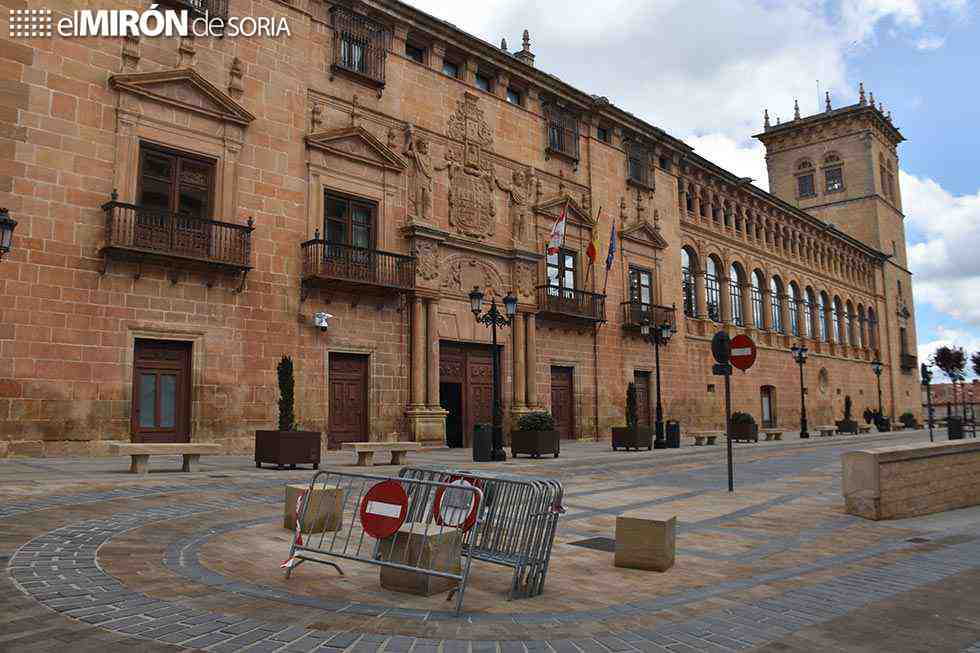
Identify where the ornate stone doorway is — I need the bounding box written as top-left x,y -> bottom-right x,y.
439,342 -> 496,448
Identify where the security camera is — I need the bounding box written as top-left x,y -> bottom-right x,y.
313,312 -> 333,332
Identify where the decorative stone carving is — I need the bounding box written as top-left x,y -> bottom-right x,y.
228,57 -> 244,99
177,36 -> 195,68
440,93 -> 496,239
405,124 -> 434,222
311,103 -> 322,131
513,260 -> 536,299
441,255 -> 504,297
413,239 -> 439,282
496,167 -> 535,243
121,35 -> 140,70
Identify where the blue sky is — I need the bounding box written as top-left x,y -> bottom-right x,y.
409,0 -> 979,372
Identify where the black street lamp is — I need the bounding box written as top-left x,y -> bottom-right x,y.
0,208 -> 17,262
871,359 -> 884,417
921,362 -> 934,442
640,311 -> 674,449
469,286 -> 518,461
791,344 -> 809,438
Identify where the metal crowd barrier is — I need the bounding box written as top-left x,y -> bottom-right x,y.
399,466 -> 564,599
281,470 -> 484,614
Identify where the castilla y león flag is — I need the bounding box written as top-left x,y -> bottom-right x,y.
546,202 -> 568,255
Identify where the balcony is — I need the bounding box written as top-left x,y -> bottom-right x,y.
301,238 -> 414,297
621,301 -> 676,332
101,199 -> 253,284
160,0 -> 228,20
536,285 -> 606,324
900,352 -> 917,372
329,7 -> 391,89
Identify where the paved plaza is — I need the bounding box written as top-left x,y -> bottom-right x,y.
4,431 -> 980,652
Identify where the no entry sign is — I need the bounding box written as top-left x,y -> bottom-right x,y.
434,477 -> 480,532
729,334 -> 757,371
359,479 -> 408,539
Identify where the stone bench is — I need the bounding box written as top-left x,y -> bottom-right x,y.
763,430 -> 783,441
843,439 -> 980,520
858,425 -> 872,434
690,431 -> 721,446
614,512 -> 676,572
341,441 -> 422,466
815,425 -> 836,437
107,443 -> 221,474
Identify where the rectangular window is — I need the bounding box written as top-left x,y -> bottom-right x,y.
825,167 -> 843,192
324,192 -> 375,249
442,60 -> 460,78
627,143 -> 651,188
506,87 -> 522,106
659,155 -> 671,172
405,43 -> 425,64
797,173 -> 814,198
474,73 -> 492,92
546,249 -> 576,297
138,144 -> 215,218
596,126 -> 610,143
331,7 -> 390,85
545,104 -> 579,160
629,267 -> 653,309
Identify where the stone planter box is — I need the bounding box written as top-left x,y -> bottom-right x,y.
836,419 -> 859,435
729,422 -> 758,443
510,430 -> 559,458
611,427 -> 653,451
255,430 -> 321,469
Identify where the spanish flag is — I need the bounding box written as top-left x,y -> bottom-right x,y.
586,207 -> 602,265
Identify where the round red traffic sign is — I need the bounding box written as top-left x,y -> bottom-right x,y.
433,477 -> 481,532
729,334 -> 757,371
359,479 -> 408,539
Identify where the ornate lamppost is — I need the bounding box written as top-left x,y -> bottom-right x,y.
640,310 -> 675,448
468,286 -> 518,461
871,359 -> 884,418
0,209 -> 17,262
921,362 -> 934,442
791,344 -> 809,438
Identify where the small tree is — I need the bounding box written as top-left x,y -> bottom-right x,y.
933,346 -> 966,417
626,382 -> 638,430
277,355 -> 295,431
843,395 -> 853,421
972,351 -> 980,379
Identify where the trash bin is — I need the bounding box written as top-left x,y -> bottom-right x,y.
948,416 -> 964,440
666,420 -> 681,449
473,423 -> 493,462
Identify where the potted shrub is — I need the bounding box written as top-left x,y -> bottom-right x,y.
899,411 -> 917,429
611,383 -> 653,451
729,411 -> 758,442
255,355 -> 322,469
870,409 -> 891,433
510,411 -> 559,459
836,395 -> 859,434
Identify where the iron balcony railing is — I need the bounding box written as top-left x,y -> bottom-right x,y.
621,301 -> 676,332
161,0 -> 228,20
536,285 -> 605,323
301,238 -> 414,291
102,200 -> 253,269
545,105 -> 580,161
330,6 -> 391,87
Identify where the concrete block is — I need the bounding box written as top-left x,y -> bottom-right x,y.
614,512 -> 676,572
284,484 -> 342,534
378,523 -> 461,596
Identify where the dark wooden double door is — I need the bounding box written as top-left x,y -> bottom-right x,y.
440,343 -> 494,448
132,339 -> 192,443
550,366 -> 575,440
634,371 -> 652,427
328,353 -> 369,449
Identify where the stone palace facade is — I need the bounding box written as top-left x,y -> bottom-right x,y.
0,0 -> 921,455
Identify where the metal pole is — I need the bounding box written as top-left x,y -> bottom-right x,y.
491,306 -> 504,461
876,371 -> 883,416
725,371 -> 734,493
926,381 -> 934,442
798,358 -> 809,438
654,334 -> 664,447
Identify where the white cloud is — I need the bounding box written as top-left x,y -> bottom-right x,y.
918,326 -> 980,379
914,34 -> 947,49
904,171 -> 980,327
684,134 -> 770,191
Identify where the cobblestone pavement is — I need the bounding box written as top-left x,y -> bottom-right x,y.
3,430 -> 980,652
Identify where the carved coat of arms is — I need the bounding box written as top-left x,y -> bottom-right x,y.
440,93 -> 496,239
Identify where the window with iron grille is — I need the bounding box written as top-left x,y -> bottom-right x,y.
797,173 -> 814,198
751,272 -> 765,328
705,258 -> 721,323
825,166 -> 843,192
729,267 -> 744,327
626,141 -> 652,188
405,43 -> 426,64
330,7 -> 391,86
681,249 -> 695,317
506,87 -> 523,106
770,278 -> 784,334
545,103 -> 580,161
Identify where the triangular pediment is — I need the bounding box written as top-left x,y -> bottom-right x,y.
305,126 -> 407,172
534,193 -> 595,227
621,219 -> 669,249
109,68 -> 255,125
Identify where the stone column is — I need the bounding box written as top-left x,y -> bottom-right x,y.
425,298 -> 440,409
410,296 -> 425,407
513,311 -> 526,409
525,313 -> 537,408
779,294 -> 790,336
761,286 -> 772,330
719,272 -> 732,325
429,43 -> 446,74
694,271 -> 707,319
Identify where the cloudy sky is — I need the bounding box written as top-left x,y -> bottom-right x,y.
407,0 -> 980,376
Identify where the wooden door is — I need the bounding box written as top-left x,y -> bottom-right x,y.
634,371 -> 652,427
761,385 -> 776,428
329,353 -> 368,448
466,349 -> 494,447
132,340 -> 192,443
550,366 -> 575,440
440,343 -> 496,448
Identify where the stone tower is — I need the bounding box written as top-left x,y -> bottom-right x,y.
754,86 -> 921,418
